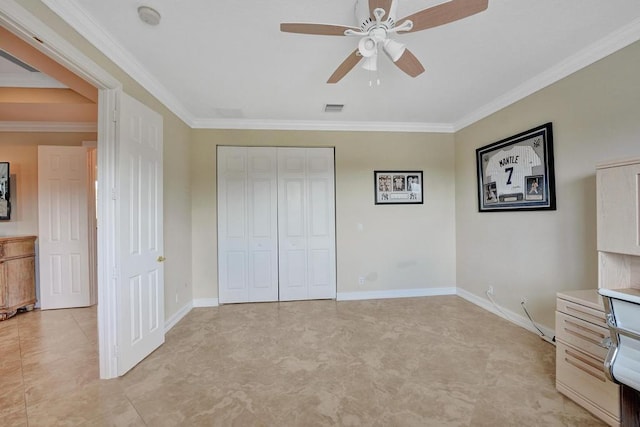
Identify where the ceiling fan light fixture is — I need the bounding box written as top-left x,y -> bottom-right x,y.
383,39 -> 406,63
358,37 -> 377,58
138,6 -> 161,26
362,54 -> 378,72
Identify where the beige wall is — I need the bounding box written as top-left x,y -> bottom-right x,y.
14,1 -> 193,320
455,40 -> 640,330
0,132 -> 94,236
191,130 -> 457,301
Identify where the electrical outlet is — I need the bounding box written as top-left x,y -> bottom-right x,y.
488,286 -> 494,296
175,291 -> 179,303
358,276 -> 365,285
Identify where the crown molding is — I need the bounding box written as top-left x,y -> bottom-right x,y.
41,0 -> 193,124
0,121 -> 97,132
454,17 -> 640,132
190,118 -> 455,133
0,72 -> 67,88
36,1 -> 640,133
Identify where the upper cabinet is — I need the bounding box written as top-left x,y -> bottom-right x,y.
597,158 -> 640,291
597,158 -> 640,256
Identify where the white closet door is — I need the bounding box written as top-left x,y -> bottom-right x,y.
217,147 -> 278,303
278,148 -> 336,301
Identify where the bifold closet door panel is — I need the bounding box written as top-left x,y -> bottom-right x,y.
217,147 -> 278,303
278,148 -> 336,301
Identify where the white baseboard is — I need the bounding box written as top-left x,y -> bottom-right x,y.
337,287 -> 456,301
193,298 -> 219,307
456,288 -> 555,340
164,301 -> 193,332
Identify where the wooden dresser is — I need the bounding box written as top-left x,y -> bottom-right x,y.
0,236 -> 37,320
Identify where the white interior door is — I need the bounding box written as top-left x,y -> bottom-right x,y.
278,148 -> 336,301
117,92 -> 164,375
217,147 -> 278,303
38,146 -> 91,309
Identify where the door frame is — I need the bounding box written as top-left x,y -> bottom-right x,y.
0,2 -> 122,378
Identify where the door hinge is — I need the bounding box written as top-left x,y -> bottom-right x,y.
111,188 -> 117,200
113,345 -> 119,358
112,266 -> 118,280
112,109 -> 118,123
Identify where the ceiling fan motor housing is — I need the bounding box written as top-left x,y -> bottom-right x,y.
355,0 -> 398,31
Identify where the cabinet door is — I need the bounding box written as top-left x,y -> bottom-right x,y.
597,163 -> 640,256
5,257 -> 35,307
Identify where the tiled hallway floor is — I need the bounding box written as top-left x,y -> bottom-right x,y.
1,296 -> 604,426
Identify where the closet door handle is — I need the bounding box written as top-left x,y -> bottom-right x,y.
157,256 -> 166,262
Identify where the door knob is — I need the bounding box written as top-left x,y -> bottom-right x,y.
157,256 -> 166,262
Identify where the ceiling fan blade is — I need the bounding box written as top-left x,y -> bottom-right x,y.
369,0 -> 393,20
280,23 -> 358,36
397,0 -> 488,33
393,49 -> 425,78
327,50 -> 363,84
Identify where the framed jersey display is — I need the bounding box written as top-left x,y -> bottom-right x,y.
476,123 -> 556,212
374,170 -> 423,205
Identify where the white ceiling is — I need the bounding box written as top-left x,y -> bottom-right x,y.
42,0 -> 640,131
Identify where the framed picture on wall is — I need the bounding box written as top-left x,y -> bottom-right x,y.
476,122 -> 556,212
374,170 -> 423,205
0,162 -> 10,220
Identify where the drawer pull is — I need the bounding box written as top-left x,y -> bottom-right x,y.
564,348 -> 606,382
565,305 -> 605,324
562,318 -> 607,347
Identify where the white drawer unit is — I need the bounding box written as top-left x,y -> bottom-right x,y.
556,290 -> 621,426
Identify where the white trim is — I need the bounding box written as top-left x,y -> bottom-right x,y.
337,287 -> 456,301
41,0 -> 193,125
0,121 -> 97,132
193,298 -> 220,307
0,0 -> 123,380
0,72 -> 67,88
190,118 -> 455,133
456,288 -> 556,340
454,17 -> 640,131
33,2 -> 640,133
164,302 -> 193,332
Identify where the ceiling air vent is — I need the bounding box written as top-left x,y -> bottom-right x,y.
324,104 -> 344,113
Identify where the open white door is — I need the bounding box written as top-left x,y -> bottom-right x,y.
117,92 -> 164,375
38,146 -> 91,309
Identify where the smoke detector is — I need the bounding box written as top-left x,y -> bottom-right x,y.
138,6 -> 161,26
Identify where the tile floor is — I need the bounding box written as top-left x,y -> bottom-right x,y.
1,296 -> 605,426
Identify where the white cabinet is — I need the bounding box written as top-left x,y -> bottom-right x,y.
556,290 -> 620,426
596,158 -> 640,257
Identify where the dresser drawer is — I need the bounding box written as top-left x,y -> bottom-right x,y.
556,311 -> 609,360
557,298 -> 606,327
556,341 -> 620,419
0,238 -> 36,259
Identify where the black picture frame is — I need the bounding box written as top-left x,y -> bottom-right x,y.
0,162 -> 10,220
476,123 -> 556,212
374,170 -> 423,205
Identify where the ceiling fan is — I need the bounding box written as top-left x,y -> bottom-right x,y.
281,0 -> 488,83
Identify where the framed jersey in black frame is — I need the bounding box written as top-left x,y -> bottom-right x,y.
476,123 -> 556,212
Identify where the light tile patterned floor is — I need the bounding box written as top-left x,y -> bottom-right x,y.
0,296 -> 605,426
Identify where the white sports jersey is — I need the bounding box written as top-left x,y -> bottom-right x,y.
485,146 -> 541,196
